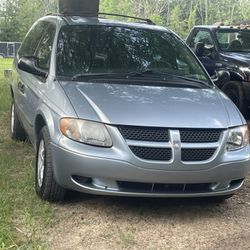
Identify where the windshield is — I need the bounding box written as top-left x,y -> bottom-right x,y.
216,29 -> 250,52
57,25 -> 210,83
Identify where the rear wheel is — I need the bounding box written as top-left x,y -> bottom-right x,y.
35,126 -> 65,202
10,101 -> 26,141
222,81 -> 247,116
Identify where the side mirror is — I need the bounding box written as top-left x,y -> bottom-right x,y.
18,56 -> 48,78
212,70 -> 230,87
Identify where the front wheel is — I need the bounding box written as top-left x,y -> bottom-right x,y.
222,82 -> 247,116
35,126 -> 65,202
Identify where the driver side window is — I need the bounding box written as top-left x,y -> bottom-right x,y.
193,31 -> 213,47
190,30 -> 214,57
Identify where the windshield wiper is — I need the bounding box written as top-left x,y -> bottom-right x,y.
136,69 -> 211,87
72,70 -> 210,87
72,71 -> 145,81
170,75 -> 211,87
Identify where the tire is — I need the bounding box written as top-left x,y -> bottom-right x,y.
35,126 -> 65,202
222,81 -> 247,116
10,101 -> 26,141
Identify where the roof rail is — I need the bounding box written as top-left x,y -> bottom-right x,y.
98,13 -> 155,25
46,12 -> 155,25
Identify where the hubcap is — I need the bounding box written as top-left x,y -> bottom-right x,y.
37,140 -> 45,188
11,104 -> 15,134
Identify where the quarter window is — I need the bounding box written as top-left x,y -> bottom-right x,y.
35,24 -> 56,70
18,22 -> 46,57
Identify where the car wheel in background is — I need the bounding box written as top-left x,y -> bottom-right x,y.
222,82 -> 247,116
10,101 -> 26,141
35,126 -> 65,202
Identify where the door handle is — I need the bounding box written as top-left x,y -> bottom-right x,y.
18,82 -> 25,94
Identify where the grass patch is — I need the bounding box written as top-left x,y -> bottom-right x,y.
0,58 -> 13,114
0,58 -> 55,249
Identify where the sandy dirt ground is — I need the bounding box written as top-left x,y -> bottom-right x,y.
46,175 -> 250,250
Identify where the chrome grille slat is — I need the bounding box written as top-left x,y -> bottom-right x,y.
180,142 -> 219,148
126,140 -> 171,148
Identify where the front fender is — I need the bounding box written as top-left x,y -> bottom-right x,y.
34,103 -> 63,149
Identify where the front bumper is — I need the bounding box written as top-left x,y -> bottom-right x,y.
51,142 -> 250,197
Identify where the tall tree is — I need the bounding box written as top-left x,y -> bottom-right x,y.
0,0 -> 249,41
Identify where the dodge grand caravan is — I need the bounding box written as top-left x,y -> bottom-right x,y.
10,13 -> 250,202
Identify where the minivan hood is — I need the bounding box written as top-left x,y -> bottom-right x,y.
59,81 -> 243,128
222,52 -> 250,66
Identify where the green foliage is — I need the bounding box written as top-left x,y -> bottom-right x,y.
0,0 -> 250,42
0,59 -> 54,249
0,0 -> 249,41
168,5 -> 186,38
0,0 -> 250,41
188,6 -> 197,31
0,58 -> 12,113
0,0 -> 57,41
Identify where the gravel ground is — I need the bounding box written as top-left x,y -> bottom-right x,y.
46,175 -> 250,250
43,121 -> 250,249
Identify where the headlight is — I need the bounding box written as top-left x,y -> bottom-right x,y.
226,125 -> 249,151
59,118 -> 112,147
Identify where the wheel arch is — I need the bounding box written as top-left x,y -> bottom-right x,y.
10,85 -> 14,99
229,70 -> 245,83
35,104 -> 57,149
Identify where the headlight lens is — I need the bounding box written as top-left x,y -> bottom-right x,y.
226,125 -> 249,151
59,118 -> 112,147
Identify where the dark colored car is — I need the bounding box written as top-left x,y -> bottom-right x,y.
186,25 -> 250,115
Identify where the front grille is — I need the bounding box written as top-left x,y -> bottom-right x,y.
129,146 -> 172,161
180,129 -> 222,143
118,126 -> 221,162
118,126 -> 222,143
117,181 -> 212,193
181,148 -> 216,162
118,126 -> 169,142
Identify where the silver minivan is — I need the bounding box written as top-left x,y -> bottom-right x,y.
10,14 -> 250,202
